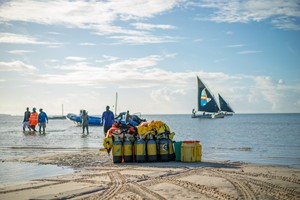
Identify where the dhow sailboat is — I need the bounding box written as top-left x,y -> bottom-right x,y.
192,76 -> 224,119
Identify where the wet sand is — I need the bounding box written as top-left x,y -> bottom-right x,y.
0,150 -> 299,200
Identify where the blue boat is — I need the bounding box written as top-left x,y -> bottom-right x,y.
66,112 -> 101,126
114,112 -> 146,126
67,110 -> 145,126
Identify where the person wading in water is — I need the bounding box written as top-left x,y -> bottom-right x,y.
23,107 -> 31,132
29,107 -> 38,132
81,110 -> 89,135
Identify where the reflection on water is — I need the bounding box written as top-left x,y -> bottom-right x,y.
210,147 -> 252,151
0,162 -> 73,184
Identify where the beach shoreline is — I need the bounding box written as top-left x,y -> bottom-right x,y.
0,150 -> 299,200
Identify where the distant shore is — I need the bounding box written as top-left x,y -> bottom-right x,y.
0,150 -> 299,200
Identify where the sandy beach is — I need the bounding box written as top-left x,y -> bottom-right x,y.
0,150 -> 299,200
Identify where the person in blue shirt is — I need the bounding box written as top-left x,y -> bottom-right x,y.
38,108 -> 48,134
101,105 -> 114,137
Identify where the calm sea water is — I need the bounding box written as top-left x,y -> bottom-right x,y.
0,114 -> 299,183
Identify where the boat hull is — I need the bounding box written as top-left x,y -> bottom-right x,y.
49,116 -> 66,120
66,113 -> 102,126
192,113 -> 224,119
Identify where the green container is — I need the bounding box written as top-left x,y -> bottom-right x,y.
174,141 -> 182,161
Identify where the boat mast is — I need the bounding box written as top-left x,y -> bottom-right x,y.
62,104 -> 64,116
115,92 -> 118,115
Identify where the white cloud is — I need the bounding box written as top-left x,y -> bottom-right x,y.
35,55 -> 184,87
79,42 -> 96,46
247,76 -> 300,112
108,0 -> 178,20
253,76 -> 283,111
65,56 -> 87,61
132,23 -> 177,30
46,32 -> 63,35
0,33 -> 61,45
151,88 -> 185,103
0,61 -> 36,72
0,0 -> 179,44
47,45 -> 61,48
96,55 -> 119,63
272,16 -> 300,31
278,79 -> 284,84
225,31 -> 234,35
91,24 -> 146,36
7,50 -> 34,55
213,58 -> 225,63
106,55 -> 162,71
237,50 -> 262,55
194,38 -> 203,42
1,55 -> 299,113
109,35 -> 178,44
53,62 -> 91,71
227,44 -> 244,48
194,0 -> 300,30
164,53 -> 177,58
48,59 -> 58,63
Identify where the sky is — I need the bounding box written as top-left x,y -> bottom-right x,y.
0,0 -> 300,116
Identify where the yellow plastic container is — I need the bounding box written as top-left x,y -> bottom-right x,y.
181,141 -> 202,162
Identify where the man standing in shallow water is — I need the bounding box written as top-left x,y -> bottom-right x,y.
101,106 -> 114,137
23,107 -> 31,132
81,110 -> 89,135
38,108 -> 48,134
29,107 -> 38,132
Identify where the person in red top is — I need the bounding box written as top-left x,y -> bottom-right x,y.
29,107 -> 38,131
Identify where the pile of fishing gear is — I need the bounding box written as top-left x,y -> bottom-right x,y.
103,118 -> 176,163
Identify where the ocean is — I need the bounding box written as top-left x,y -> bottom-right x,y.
0,113 -> 300,183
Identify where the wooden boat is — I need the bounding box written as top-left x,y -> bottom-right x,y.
218,93 -> 235,116
192,76 -> 224,119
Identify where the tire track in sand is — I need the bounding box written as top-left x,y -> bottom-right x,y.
142,177 -> 235,200
83,170 -> 165,200
85,171 -> 124,200
234,173 -> 300,200
208,168 -> 300,200
215,168 -> 300,185
209,169 -> 257,200
125,182 -> 166,200
0,180 -> 69,194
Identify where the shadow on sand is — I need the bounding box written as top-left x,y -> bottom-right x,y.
113,160 -> 242,169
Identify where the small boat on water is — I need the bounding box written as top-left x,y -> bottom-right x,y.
67,110 -> 145,126
218,93 -> 235,116
192,76 -> 224,119
49,104 -> 67,120
48,115 -> 66,120
66,111 -> 102,126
